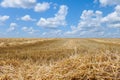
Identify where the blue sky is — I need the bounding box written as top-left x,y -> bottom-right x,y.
0,0 -> 120,38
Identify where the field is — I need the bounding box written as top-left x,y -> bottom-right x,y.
0,38 -> 120,80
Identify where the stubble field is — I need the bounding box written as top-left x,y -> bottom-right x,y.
0,38 -> 120,80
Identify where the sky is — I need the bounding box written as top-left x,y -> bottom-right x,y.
0,0 -> 120,38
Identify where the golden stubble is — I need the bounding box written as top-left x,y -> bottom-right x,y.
0,38 -> 120,80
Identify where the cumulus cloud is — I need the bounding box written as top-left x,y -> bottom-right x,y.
0,15 -> 9,22
0,0 -> 50,12
0,15 -> 9,25
65,10 -> 103,35
97,0 -> 120,6
65,5 -> 120,37
0,0 -> 36,8
22,26 -> 39,34
102,5 -> 120,28
80,10 -> 102,27
37,5 -> 68,28
34,2 -> 50,12
7,23 -> 17,32
42,30 -> 62,37
21,15 -> 36,21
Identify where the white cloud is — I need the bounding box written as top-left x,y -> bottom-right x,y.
42,30 -> 62,37
37,5 -> 68,28
0,0 -> 36,8
34,2 -> 50,12
22,26 -> 38,34
107,23 -> 120,28
0,0 -> 51,12
0,15 -> 9,22
65,10 -> 103,35
7,23 -> 17,32
21,15 -> 36,21
65,5 -> 120,37
102,5 -> 120,28
80,10 -> 102,27
97,0 -> 120,6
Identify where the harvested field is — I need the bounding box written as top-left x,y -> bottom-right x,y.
0,38 -> 120,80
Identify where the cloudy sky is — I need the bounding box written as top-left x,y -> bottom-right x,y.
0,0 -> 120,38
